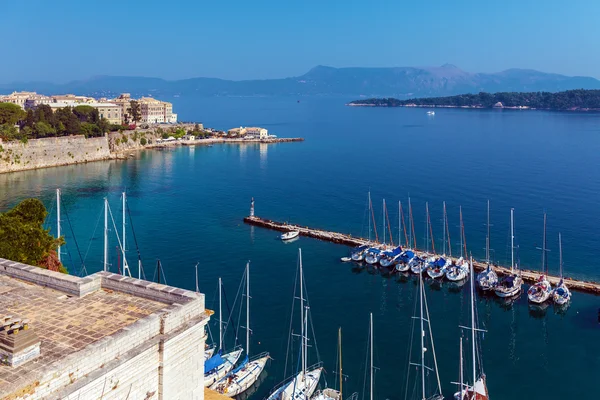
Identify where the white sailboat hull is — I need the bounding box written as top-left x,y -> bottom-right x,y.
210,354 -> 269,397
267,367 -> 323,400
312,388 -> 341,400
527,277 -> 552,304
446,266 -> 468,281
204,349 -> 244,387
476,268 -> 498,291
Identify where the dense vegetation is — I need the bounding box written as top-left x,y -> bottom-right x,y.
0,198 -> 66,273
0,103 -> 113,142
349,89 -> 600,110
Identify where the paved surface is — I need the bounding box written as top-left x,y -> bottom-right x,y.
0,275 -> 167,390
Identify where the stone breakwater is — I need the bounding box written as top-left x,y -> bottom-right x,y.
0,132 -> 303,174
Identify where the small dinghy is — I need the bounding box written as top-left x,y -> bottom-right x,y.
340,256 -> 352,262
281,230 -> 300,241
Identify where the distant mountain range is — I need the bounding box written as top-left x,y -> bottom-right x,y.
2,65 -> 600,98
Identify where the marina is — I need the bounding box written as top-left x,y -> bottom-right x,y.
244,214 -> 600,295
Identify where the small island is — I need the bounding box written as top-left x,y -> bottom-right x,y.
348,89 -> 600,111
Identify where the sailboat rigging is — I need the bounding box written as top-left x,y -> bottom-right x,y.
527,211 -> 552,304
477,200 -> 498,291
495,208 -> 522,298
211,262 -> 270,396
552,233 -> 571,305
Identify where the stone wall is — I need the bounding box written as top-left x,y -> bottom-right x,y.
0,135 -> 111,173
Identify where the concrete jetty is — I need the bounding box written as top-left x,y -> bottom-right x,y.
243,215 -> 600,295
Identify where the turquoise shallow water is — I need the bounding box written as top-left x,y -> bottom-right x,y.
0,97 -> 599,399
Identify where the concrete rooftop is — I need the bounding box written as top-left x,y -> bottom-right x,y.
0,274 -> 167,391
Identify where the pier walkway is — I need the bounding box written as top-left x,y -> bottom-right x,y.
244,215 -> 600,295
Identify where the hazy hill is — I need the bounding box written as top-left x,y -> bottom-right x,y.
1,65 -> 599,98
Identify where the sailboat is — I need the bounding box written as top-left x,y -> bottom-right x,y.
477,200 -> 498,291
405,260 -> 444,400
527,212 -> 552,304
205,277 -> 244,387
211,262 -> 270,396
396,198 -> 416,273
366,200 -> 388,265
353,192 -> 377,262
552,233 -> 571,306
266,249 -> 323,400
454,257 -> 490,400
495,208 -> 523,298
425,202 -> 447,279
311,327 -> 343,400
446,207 -> 469,282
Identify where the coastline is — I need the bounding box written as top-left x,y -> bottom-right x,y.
0,134 -> 303,175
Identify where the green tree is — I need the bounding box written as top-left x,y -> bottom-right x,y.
96,117 -> 110,134
0,124 -> 19,141
127,100 -> 141,123
0,198 -> 66,273
72,105 -> 95,122
0,103 -> 26,125
34,121 -> 56,138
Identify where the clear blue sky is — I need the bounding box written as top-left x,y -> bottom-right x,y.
1,0 -> 599,82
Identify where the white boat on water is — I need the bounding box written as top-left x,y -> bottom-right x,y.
427,110 -> 435,115
205,277 -> 244,387
553,233 -> 571,306
364,247 -> 383,265
405,258 -> 444,400
495,209 -> 522,299
395,250 -> 414,272
281,230 -> 300,241
311,328 -> 344,400
477,201 -> 498,291
265,249 -> 324,400
453,258 -> 491,400
210,262 -> 270,397
351,245 -> 369,261
527,212 -> 552,304
446,258 -> 469,281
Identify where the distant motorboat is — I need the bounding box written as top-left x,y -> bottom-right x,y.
281,230 -> 300,241
427,110 -> 435,115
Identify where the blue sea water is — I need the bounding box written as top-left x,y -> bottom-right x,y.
0,96 -> 599,399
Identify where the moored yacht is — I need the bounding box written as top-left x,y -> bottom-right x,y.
477,200 -> 498,291
527,212 -> 552,304
553,233 -> 571,306
495,208 -> 522,299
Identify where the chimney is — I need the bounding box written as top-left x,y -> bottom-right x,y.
0,315 -> 41,367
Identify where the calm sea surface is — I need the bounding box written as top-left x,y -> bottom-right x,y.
1,97 -> 599,399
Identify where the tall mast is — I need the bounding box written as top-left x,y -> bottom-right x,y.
427,203 -> 435,254
400,201 -> 409,248
425,202 -> 430,253
338,327 -> 343,400
382,199 -> 386,245
157,260 -> 161,284
408,197 -> 413,248
121,192 -> 130,277
459,337 -> 464,398
56,189 -> 61,263
398,201 -> 401,248
510,208 -> 515,273
370,312 -> 374,400
368,192 -> 372,242
542,212 -> 547,275
299,248 -> 306,377
246,261 -> 250,356
486,200 -> 490,264
442,201 -> 446,256
104,197 -> 109,272
219,277 -> 223,351
559,233 -> 563,279
419,267 -> 426,399
445,203 -> 452,257
470,257 -> 476,391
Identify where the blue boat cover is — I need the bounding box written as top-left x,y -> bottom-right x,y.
434,258 -> 446,267
355,245 -> 369,252
204,352 -> 225,373
232,355 -> 249,373
367,248 -> 381,254
391,247 -> 402,256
